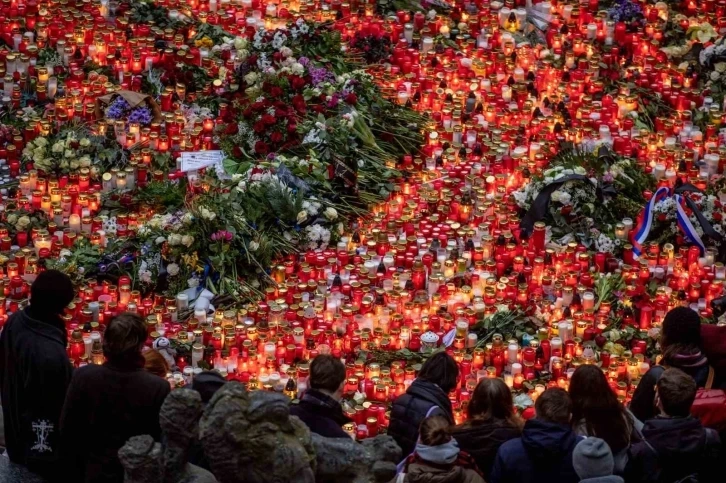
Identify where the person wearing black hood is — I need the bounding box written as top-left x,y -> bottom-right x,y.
630,307 -> 712,422
60,312 -> 170,483
0,270 -> 75,480
624,368 -> 721,483
388,352 -> 459,458
490,388 -> 583,483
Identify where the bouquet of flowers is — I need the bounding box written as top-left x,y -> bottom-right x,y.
105,95 -> 154,126
513,146 -> 652,253
22,127 -> 112,176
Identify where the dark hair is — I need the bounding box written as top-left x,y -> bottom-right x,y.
103,313 -> 147,363
309,354 -> 346,393
657,368 -> 697,417
143,349 -> 170,378
661,307 -> 702,365
418,352 -> 459,393
466,378 -> 523,430
418,415 -> 452,446
31,269 -> 74,315
569,365 -> 631,453
535,388 -> 572,425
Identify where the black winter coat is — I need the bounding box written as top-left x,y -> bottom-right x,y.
630,364 -> 710,422
451,418 -> 521,480
489,419 -> 583,483
289,388 -> 352,439
624,416 -> 721,483
60,359 -> 170,483
0,308 -> 73,480
388,379 -> 454,458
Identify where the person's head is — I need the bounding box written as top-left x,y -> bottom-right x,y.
103,312 -> 147,365
143,348 -> 170,378
192,370 -> 227,403
656,368 -> 697,417
661,307 -> 701,363
418,415 -> 453,446
417,351 -> 459,394
572,437 -> 615,480
535,388 -> 572,425
30,269 -> 74,315
467,378 -> 521,428
569,365 -> 630,452
309,354 -> 346,400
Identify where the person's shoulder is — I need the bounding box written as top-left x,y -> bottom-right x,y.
497,436 -> 523,455
73,364 -> 105,378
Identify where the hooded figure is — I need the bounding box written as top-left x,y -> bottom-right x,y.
490,388 -> 583,483
0,270 -> 75,480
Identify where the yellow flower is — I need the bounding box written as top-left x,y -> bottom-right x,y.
194,37 -> 214,48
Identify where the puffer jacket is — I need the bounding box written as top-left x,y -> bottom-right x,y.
404,461 -> 485,483
388,379 -> 454,458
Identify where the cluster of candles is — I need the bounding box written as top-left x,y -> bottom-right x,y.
1,0 -> 725,438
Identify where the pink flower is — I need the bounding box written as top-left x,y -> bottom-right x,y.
211,230 -> 233,242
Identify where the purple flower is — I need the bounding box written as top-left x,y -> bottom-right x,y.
309,66 -> 335,87
127,106 -> 153,125
106,96 -> 130,119
298,56 -> 310,66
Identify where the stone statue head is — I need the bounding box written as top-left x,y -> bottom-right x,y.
199,382 -> 316,483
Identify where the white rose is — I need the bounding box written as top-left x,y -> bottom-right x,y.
52,141 -> 64,153
711,71 -> 721,81
233,37 -> 248,50
244,72 -> 259,85
182,213 -> 193,224
181,235 -> 194,247
35,137 -> 48,147
168,233 -> 183,246
166,263 -> 180,276
80,138 -> 91,147
155,236 -> 166,245
248,240 -> 259,251
188,278 -> 200,288
297,211 -> 308,224
79,156 -> 91,167
323,207 -> 338,220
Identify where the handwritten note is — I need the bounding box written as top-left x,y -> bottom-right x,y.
180,150 -> 225,173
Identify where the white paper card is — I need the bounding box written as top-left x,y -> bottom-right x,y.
180,150 -> 225,173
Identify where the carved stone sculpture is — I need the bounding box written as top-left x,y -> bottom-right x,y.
119,389 -> 218,483
120,381 -> 401,483
199,382 -> 401,483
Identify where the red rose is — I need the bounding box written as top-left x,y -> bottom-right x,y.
233,146 -> 243,157
273,51 -> 282,62
251,101 -> 265,111
290,76 -> 307,91
262,114 -> 276,126
253,121 -> 266,133
345,92 -> 358,105
254,141 -> 269,155
248,54 -> 258,65
270,131 -> 283,143
287,122 -> 297,133
269,86 -> 283,98
714,212 -> 722,222
275,108 -> 287,118
225,123 -> 239,135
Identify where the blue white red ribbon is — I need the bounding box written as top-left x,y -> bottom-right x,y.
633,186 -> 708,259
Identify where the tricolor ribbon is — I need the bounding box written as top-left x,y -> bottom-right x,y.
633,183 -> 722,258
